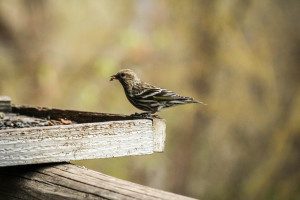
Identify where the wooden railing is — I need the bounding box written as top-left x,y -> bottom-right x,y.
0,96 -> 196,200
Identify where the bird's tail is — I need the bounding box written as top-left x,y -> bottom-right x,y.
190,100 -> 207,105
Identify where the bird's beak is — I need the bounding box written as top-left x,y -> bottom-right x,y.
110,74 -> 118,81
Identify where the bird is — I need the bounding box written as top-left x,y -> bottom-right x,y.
110,69 -> 206,117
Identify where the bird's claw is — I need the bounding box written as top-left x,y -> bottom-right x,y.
130,112 -> 150,118
130,112 -> 160,119
150,114 -> 161,118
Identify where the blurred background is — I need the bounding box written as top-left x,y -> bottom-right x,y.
0,0 -> 299,199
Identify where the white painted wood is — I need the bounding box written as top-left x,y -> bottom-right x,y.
0,119 -> 166,167
152,118 -> 166,152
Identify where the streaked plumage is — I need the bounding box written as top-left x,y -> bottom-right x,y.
110,69 -> 206,115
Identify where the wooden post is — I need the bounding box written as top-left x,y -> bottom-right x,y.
0,163 -> 196,200
0,96 -> 11,113
153,119 -> 166,152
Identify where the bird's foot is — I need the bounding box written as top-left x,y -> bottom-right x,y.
150,114 -> 161,119
130,112 -> 151,118
130,112 -> 161,119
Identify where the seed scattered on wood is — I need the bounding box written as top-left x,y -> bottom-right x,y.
0,112 -> 77,130
60,118 -> 72,125
48,121 -> 54,126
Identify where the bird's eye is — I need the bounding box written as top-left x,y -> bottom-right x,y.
120,73 -> 125,77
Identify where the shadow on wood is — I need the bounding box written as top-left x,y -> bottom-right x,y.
0,163 -> 196,200
12,104 -> 145,123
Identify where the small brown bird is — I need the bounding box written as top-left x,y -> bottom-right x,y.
110,69 -> 205,116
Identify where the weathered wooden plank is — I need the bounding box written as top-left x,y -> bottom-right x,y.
0,163 -> 196,200
0,118 -> 166,167
0,96 -> 11,113
152,119 -> 166,152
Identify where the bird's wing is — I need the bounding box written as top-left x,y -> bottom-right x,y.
152,89 -> 192,101
136,87 -> 190,101
153,89 -> 207,105
134,87 -> 163,99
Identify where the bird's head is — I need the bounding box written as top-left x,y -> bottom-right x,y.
110,69 -> 140,88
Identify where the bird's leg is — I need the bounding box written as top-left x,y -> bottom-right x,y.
149,111 -> 160,119
130,112 -> 160,118
149,109 -> 161,118
130,112 -> 151,117
140,112 -> 152,118
130,112 -> 143,117
140,111 -> 160,118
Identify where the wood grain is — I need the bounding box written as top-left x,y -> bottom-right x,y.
0,119 -> 166,167
0,163 -> 196,200
152,119 -> 166,152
